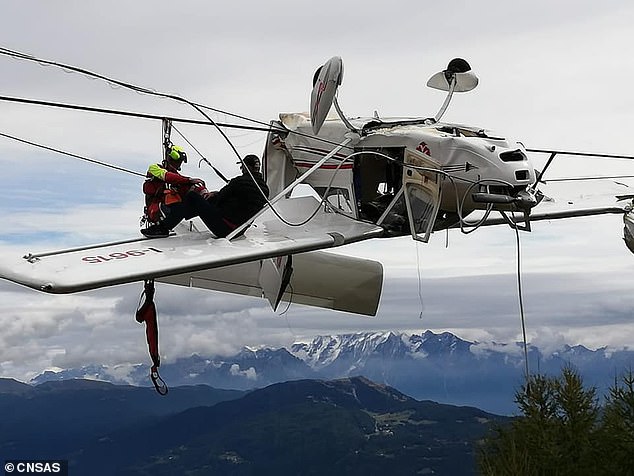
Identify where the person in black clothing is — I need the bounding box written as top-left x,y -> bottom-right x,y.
142,154 -> 269,239
195,154 -> 269,237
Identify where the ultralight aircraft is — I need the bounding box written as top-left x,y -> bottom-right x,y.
1,54 -> 633,390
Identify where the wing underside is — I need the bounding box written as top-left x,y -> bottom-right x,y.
159,250 -> 384,316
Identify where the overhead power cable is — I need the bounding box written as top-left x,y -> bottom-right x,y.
528,147 -> 634,183
498,211 -> 531,384
0,46 -> 259,171
0,47 -> 275,131
0,131 -> 144,177
513,218 -> 530,383
171,123 -> 229,183
0,94 -> 272,132
0,94 -> 357,152
527,148 -> 634,161
544,174 -> 634,183
0,47 -> 356,153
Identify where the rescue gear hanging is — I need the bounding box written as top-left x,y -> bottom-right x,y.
135,279 -> 168,395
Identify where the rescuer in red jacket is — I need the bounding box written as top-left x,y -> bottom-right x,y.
141,144 -> 205,238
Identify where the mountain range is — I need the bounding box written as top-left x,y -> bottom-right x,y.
0,376 -> 507,475
30,330 -> 634,415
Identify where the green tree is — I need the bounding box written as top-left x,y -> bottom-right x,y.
552,366 -> 599,472
478,366 -> 600,476
596,370 -> 634,475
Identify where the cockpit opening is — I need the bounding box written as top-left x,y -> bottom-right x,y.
352,147 -> 403,217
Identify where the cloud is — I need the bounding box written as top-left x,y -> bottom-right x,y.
526,328 -> 569,358
230,364 -> 258,381
1,0 -> 634,382
470,341 -> 525,359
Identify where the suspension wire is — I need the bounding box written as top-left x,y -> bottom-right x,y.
171,123 -> 229,183
528,147 -> 634,184
544,174 -> 634,183
0,94 -> 272,132
194,102 -> 274,130
501,211 -> 531,383
415,240 -> 425,319
1,46 -> 318,138
0,131 -> 145,177
515,223 -> 531,383
527,148 -> 634,161
0,46 -> 257,169
0,93 -> 358,154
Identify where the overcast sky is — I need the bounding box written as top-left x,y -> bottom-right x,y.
1,1 -> 634,382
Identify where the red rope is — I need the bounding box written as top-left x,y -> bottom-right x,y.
135,279 -> 168,395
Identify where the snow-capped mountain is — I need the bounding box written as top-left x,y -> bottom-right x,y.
29,330 -> 634,415
31,347 -> 315,390
291,330 -> 481,372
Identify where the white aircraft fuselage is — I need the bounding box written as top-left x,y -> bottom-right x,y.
264,113 -> 538,240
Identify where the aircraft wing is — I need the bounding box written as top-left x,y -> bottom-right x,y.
0,196 -> 385,295
159,250 -> 384,316
477,180 -> 633,226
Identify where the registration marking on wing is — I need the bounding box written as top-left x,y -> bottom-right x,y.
81,247 -> 164,264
